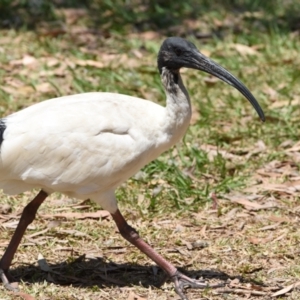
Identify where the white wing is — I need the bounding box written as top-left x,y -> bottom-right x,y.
0,93 -> 168,195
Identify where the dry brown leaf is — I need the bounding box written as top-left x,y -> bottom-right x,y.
231,199 -> 264,210
127,291 -> 147,300
230,43 -> 259,56
272,280 -> 300,297
200,49 -> 211,57
62,8 -> 88,25
1,84 -> 34,96
0,204 -> 12,214
246,140 -> 266,158
10,55 -> 38,67
259,222 -> 281,231
190,105 -> 200,125
200,144 -> 241,162
263,85 -> 278,101
13,292 -> 36,300
35,82 -> 54,93
267,215 -> 289,223
46,57 -> 60,67
39,66 -> 67,78
26,228 -> 49,238
200,225 -> 207,237
257,183 -> 300,194
129,31 -> 160,40
248,235 -> 273,245
67,205 -> 91,210
216,287 -> 267,296
41,210 -> 110,220
204,76 -> 219,86
0,85 -> 17,95
272,232 -> 287,243
131,49 -> 144,59
74,54 -> 141,69
74,59 -> 104,68
3,221 -> 36,229
285,141 -> 300,152
18,85 -> 35,95
58,229 -> 93,239
270,96 -> 300,109
279,140 -> 294,149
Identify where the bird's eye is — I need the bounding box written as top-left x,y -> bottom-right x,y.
174,48 -> 182,56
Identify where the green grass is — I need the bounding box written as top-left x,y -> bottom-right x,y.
0,1 -> 300,299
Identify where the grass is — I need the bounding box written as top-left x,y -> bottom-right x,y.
0,1 -> 300,299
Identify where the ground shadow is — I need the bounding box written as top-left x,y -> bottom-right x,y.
8,254 -> 267,292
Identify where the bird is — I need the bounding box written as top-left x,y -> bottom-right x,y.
0,37 -> 265,300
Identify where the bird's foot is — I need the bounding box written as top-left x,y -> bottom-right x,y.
0,268 -> 19,292
171,271 -> 224,300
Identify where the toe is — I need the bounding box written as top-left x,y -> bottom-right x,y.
0,269 -> 19,292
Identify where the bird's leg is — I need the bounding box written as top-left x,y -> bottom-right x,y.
111,209 -> 221,300
0,190 -> 48,291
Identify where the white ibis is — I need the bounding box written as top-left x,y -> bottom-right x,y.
0,37 -> 265,299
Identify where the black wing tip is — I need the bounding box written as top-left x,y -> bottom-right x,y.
0,119 -> 6,146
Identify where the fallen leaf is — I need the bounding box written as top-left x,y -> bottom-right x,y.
230,43 -> 259,56
246,140 -> 266,158
200,144 -> 242,162
190,105 -> 200,125
74,59 -> 104,68
3,221 -> 36,229
272,232 -> 287,243
270,96 -> 300,109
204,76 -> 219,86
230,198 -> 262,209
58,229 -> 93,239
26,228 -> 49,238
46,57 -> 60,67
13,292 -> 36,300
35,82 -> 54,93
0,204 -> 12,214
62,8 -> 88,25
263,84 -> 278,101
129,31 -> 160,40
267,215 -> 289,223
127,291 -> 147,300
10,55 -> 38,67
41,210 -> 110,220
272,281 -> 300,297
249,235 -> 273,245
259,223 -> 281,231
285,141 -> 300,152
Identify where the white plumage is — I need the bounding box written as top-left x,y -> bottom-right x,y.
0,37 -> 264,300
1,89 -> 190,211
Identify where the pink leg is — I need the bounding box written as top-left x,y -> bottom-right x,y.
0,190 -> 48,291
111,209 -> 222,300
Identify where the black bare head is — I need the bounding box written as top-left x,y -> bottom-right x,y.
157,37 -> 265,122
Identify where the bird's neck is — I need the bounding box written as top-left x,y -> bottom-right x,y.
161,68 -> 192,143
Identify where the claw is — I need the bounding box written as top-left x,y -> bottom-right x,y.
0,269 -> 19,292
171,271 -> 224,300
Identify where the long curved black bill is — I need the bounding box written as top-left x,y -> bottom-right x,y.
189,50 -> 265,122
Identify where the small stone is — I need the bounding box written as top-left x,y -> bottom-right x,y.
0,204 -> 12,214
192,240 -> 209,249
